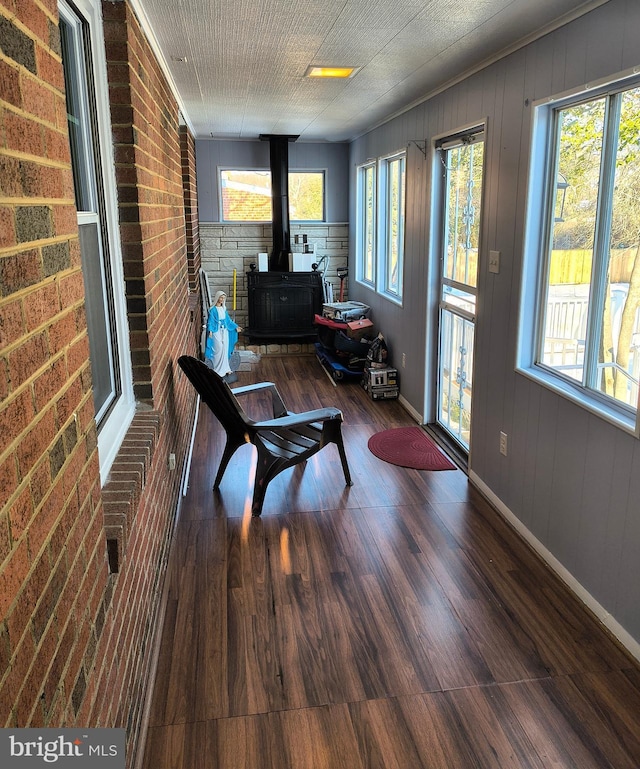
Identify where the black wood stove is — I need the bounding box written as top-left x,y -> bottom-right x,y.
246,134 -> 323,342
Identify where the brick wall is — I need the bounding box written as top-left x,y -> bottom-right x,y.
1,0 -> 104,729
180,125 -> 201,293
0,0 -> 198,763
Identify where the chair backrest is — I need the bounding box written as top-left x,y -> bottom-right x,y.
178,355 -> 252,437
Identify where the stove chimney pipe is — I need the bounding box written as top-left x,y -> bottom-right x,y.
260,134 -> 299,271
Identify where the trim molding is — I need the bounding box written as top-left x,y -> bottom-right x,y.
469,469 -> 640,665
398,394 -> 422,423
133,394 -> 199,769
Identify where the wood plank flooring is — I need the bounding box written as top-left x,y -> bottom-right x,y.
142,354 -> 640,768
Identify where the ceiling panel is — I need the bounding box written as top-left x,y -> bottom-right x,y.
133,0 -> 605,141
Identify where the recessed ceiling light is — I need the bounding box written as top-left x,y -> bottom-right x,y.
305,65 -> 359,79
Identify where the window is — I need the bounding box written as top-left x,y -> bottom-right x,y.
522,77 -> 640,431
356,162 -> 376,285
219,170 -> 325,222
59,0 -> 134,477
355,151 -> 406,301
382,153 -> 406,298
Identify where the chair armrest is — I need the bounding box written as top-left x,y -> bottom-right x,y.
253,407 -> 342,430
230,381 -> 287,417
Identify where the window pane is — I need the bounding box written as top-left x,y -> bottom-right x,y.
541,98 -> 606,383
443,142 -> 483,288
362,164 -> 376,283
386,156 -> 405,295
60,14 -> 93,212
60,1 -> 119,424
596,87 -> 640,409
220,170 -> 272,221
220,170 -> 324,221
289,172 -> 324,220
78,222 -> 116,419
438,308 -> 474,449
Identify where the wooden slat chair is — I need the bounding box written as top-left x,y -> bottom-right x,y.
178,355 -> 353,516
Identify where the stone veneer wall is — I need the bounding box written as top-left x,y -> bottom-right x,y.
200,222 -> 348,353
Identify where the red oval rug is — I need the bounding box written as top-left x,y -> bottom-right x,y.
367,426 -> 456,471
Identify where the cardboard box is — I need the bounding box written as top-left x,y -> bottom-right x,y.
369,386 -> 399,400
346,318 -> 374,339
365,367 -> 398,388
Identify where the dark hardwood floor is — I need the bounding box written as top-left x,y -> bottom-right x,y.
142,354 -> 640,768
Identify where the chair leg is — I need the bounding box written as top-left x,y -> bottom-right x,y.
250,448 -> 285,516
214,440 -> 241,489
336,434 -> 353,486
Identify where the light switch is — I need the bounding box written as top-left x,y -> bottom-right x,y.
489,250 -> 500,274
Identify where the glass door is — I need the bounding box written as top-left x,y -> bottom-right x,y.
436,131 -> 485,452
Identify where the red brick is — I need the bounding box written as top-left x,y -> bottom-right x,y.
43,127 -> 72,165
37,0 -> 57,15
14,0 -> 49,45
0,297 -> 24,348
58,269 -> 85,307
47,312 -> 77,357
20,159 -> 65,199
0,629 -> 36,717
4,111 -> 44,156
24,281 -> 60,332
0,388 -> 35,456
0,452 -> 19,509
20,76 -> 57,125
35,44 -> 64,91
52,203 -> 77,238
0,538 -> 30,616
0,154 -> 22,198
16,406 -> 56,479
0,60 -> 21,107
8,331 -> 49,387
33,356 -> 67,411
66,335 -> 90,377
0,511 -> 11,568
27,472 -> 62,557
0,249 -> 43,296
68,238 -> 82,269
29,458 -> 51,509
0,206 -> 16,249
8,484 -> 34,542
60,445 -> 85,501
55,374 -> 82,425
52,494 -> 82,561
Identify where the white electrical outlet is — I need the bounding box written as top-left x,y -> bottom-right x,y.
489,250 -> 500,274
499,431 -> 508,456
402,352 -> 406,368
168,453 -> 176,470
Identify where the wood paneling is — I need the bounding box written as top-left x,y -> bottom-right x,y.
143,355 -> 640,768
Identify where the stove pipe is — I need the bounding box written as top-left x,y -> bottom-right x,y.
260,134 -> 299,271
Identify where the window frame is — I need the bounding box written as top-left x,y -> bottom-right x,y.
380,152 -> 406,300
218,168 -> 326,223
59,0 -> 135,479
355,161 -> 377,287
518,72 -> 640,437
